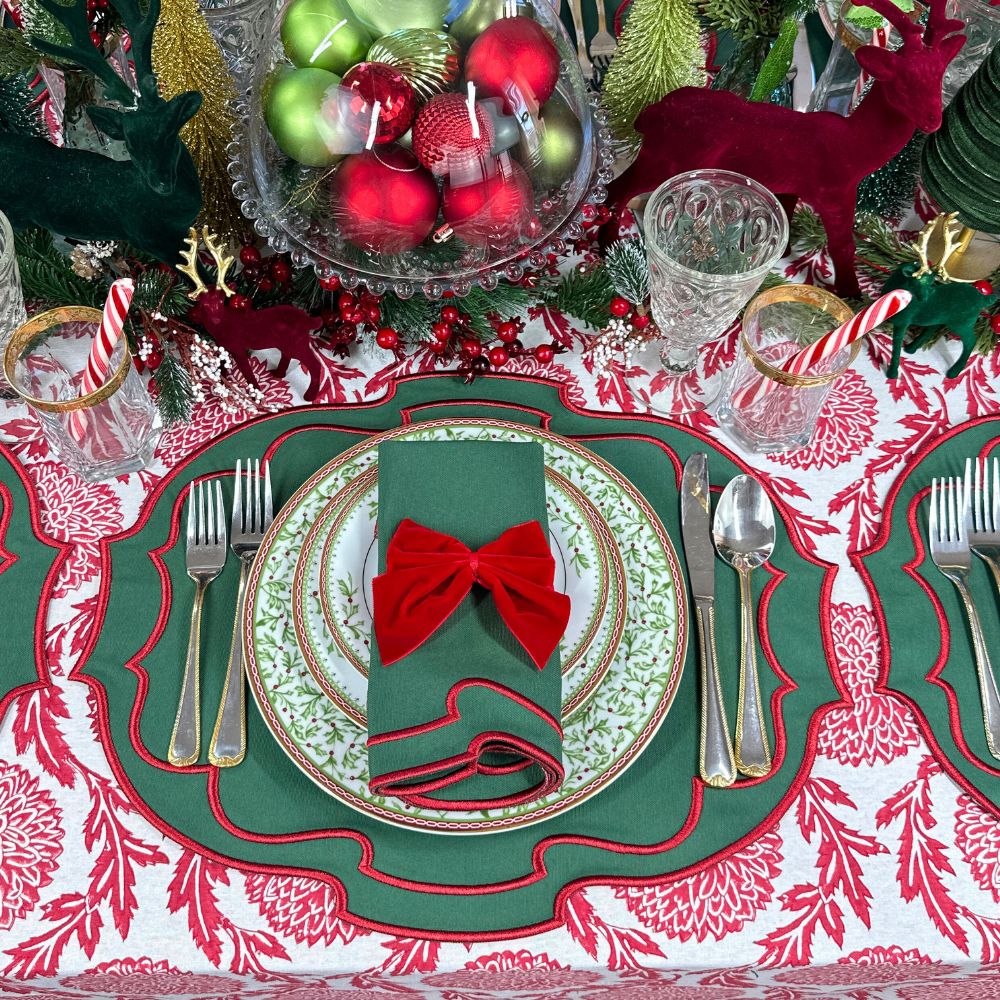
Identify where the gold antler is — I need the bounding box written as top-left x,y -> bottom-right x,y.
911,218 -> 936,279
935,212 -> 976,284
177,227 -> 208,300
201,227 -> 235,298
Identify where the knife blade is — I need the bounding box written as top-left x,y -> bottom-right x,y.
681,453 -> 715,602
680,453 -> 736,788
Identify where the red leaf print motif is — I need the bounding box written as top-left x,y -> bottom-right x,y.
223,923 -> 290,975
818,603 -> 920,766
563,889 -> 665,970
757,883 -> 844,967
775,945 -> 955,987
12,686 -> 76,788
79,766 -> 168,938
61,957 -> 237,996
3,893 -> 102,978
876,756 -> 968,952
166,850 -> 229,966
0,760 -> 64,931
245,872 -> 363,947
375,938 -> 441,976
423,952 -> 602,995
956,794 -> 1000,903
616,829 -> 782,943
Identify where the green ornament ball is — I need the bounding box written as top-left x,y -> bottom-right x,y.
345,0 -> 449,35
450,0 -> 528,51
265,66 -> 345,167
367,28 -> 461,101
281,0 -> 372,75
532,98 -> 583,189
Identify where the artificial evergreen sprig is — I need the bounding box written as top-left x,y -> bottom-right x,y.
699,0 -> 817,40
0,28 -> 40,79
14,229 -> 103,307
604,238 -> 650,305
151,350 -> 194,425
541,265 -> 614,330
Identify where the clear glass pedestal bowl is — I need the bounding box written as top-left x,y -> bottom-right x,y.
227,0 -> 614,297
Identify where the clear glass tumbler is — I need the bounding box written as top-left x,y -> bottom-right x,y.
0,210 -> 28,396
716,284 -> 857,454
5,307 -> 163,481
632,169 -> 788,416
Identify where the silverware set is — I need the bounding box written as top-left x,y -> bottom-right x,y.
681,454 -> 775,789
564,0 -> 618,87
168,459 -> 273,769
928,460 -> 1000,761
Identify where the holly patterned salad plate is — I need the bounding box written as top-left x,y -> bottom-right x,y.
243,419 -> 688,834
291,462 -> 627,727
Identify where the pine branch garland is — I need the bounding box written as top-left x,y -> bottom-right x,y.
543,266 -> 614,329
15,229 -> 103,307
132,267 -> 190,318
152,350 -> 194,425
700,0 -> 816,40
605,238 -> 649,304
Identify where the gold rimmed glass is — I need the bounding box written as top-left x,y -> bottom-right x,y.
5,307 -> 162,481
717,284 -> 857,454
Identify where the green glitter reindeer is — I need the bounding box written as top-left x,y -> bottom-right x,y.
883,213 -> 998,379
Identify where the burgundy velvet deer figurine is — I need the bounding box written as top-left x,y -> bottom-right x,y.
605,0 -> 966,298
0,0 -> 202,263
178,229 -> 327,401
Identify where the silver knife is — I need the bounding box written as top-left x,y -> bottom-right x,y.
680,453 -> 737,788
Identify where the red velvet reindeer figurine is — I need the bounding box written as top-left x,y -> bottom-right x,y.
178,229 -> 326,401
605,0 -> 966,298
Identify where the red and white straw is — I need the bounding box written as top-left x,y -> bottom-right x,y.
69,277 -> 134,442
732,288 -> 911,410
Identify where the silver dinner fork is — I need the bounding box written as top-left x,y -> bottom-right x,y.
967,457 -> 1000,601
929,475 -> 1000,761
588,0 -> 617,85
565,0 -> 594,84
169,479 -> 227,767
208,459 -> 273,767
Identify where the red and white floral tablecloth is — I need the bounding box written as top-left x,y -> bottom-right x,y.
2,242 -> 1000,1000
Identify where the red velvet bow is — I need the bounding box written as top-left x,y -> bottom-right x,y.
372,518 -> 571,670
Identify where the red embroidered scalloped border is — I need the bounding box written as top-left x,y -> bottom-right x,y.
69,373 -> 845,940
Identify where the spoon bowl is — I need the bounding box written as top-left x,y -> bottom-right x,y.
712,475 -> 776,572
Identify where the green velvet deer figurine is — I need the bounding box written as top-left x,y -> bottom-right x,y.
0,0 -> 202,263
883,213 -> 998,379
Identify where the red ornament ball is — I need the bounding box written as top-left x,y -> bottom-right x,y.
990,314 -> 1000,334
376,327 -> 399,350
340,62 -> 417,145
488,345 -> 509,367
610,296 -> 631,317
534,343 -> 554,364
465,16 -> 560,116
332,146 -> 439,254
497,321 -> 518,343
442,160 -> 532,247
974,279 -> 995,296
412,93 -> 495,178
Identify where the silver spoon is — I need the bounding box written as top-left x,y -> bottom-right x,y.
712,475 -> 775,778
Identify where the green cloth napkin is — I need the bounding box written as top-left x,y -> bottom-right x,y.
366,440 -> 564,809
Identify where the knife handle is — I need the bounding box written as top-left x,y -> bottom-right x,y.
695,602 -> 736,788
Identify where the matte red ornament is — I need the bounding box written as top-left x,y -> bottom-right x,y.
340,62 -> 417,145
465,16 -> 560,116
442,159 -> 532,247
604,0 -> 966,298
412,92 -> 495,178
332,145 -> 439,254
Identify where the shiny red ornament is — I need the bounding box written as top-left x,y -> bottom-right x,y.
610,296 -> 631,317
465,16 -> 560,116
534,343 -> 554,364
975,279 -> 995,296
332,146 -> 439,254
412,92 -> 495,178
341,62 -> 417,145
442,160 -> 532,247
488,345 -> 509,367
376,327 -> 400,349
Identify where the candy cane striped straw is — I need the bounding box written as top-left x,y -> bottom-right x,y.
851,25 -> 889,111
732,288 -> 911,410
69,277 -> 134,441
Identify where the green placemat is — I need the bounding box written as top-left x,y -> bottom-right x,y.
858,417 -> 1000,813
0,445 -> 70,719
79,375 -> 840,938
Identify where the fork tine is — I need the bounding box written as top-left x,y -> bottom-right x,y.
930,478 -> 938,543
993,457 -> 999,533
198,480 -> 206,546
214,480 -> 225,545
250,457 -> 258,534
206,478 -> 215,546
264,460 -> 273,527
233,459 -> 243,535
